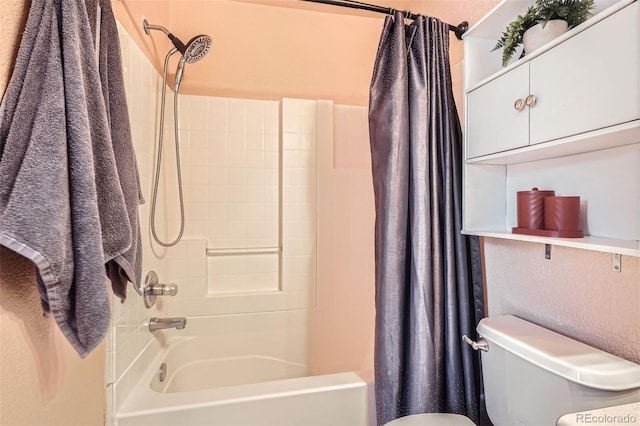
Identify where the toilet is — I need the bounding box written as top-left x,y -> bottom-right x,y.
386,315 -> 640,426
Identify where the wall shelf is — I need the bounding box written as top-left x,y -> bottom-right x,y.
467,121 -> 640,166
463,230 -> 640,257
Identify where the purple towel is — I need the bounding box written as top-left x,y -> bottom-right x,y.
0,0 -> 142,357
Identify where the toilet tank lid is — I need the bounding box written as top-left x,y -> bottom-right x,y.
477,315 -> 640,391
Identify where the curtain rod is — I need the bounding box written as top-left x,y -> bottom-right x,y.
299,0 -> 468,40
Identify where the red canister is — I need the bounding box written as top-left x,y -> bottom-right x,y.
544,196 -> 581,231
516,187 -> 555,229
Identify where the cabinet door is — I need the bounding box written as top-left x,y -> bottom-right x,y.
466,63 -> 530,159
529,2 -> 640,145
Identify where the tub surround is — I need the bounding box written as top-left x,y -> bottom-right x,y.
109,22 -> 375,423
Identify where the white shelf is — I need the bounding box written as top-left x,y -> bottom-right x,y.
466,121 -> 640,165
462,230 -> 640,257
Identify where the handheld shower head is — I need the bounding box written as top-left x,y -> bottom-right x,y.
143,19 -> 212,90
182,35 -> 212,63
174,34 -> 211,91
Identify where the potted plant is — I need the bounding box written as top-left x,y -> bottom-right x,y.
493,0 -> 595,67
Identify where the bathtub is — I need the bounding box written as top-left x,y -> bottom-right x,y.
115,313 -> 374,426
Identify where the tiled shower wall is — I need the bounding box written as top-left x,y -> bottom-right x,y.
155,97 -> 318,312
156,95 -> 282,295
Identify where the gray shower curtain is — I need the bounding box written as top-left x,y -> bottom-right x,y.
369,12 -> 484,426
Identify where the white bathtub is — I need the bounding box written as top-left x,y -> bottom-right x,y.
116,313 -> 373,426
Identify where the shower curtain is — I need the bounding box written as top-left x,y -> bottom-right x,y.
368,12 -> 485,426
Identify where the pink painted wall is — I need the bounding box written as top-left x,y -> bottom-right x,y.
113,0 -> 496,105
484,238 -> 640,363
0,2 -> 106,425
115,0 -> 380,104
0,246 -> 105,425
312,102 -> 375,374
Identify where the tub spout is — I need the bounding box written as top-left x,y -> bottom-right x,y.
149,317 -> 187,332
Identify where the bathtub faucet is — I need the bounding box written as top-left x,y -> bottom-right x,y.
149,317 -> 187,332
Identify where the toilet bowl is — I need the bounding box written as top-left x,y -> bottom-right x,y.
383,315 -> 640,426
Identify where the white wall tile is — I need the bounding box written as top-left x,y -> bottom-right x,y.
208,145 -> 228,167
264,133 -> 279,151
209,97 -> 228,133
128,44 -> 143,125
263,169 -> 279,186
227,98 -> 246,133
283,133 -> 300,150
228,186 -> 247,203
246,151 -> 264,168
188,95 -> 209,131
245,100 -> 265,134
227,149 -> 246,168
264,101 -> 280,134
246,132 -> 264,151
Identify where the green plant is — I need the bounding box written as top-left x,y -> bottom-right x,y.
492,0 -> 594,67
536,0 -> 594,28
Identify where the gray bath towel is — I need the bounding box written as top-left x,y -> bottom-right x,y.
0,0 -> 141,357
91,0 -> 144,299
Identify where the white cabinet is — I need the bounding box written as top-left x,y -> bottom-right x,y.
528,3 -> 640,145
467,64 -> 529,158
463,0 -> 640,256
466,0 -> 640,159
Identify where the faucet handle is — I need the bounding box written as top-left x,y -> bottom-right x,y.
147,283 -> 178,296
143,271 -> 179,308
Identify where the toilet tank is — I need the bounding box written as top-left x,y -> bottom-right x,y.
478,315 -> 640,426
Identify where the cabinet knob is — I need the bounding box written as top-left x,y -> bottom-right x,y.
514,98 -> 525,111
525,94 -> 537,107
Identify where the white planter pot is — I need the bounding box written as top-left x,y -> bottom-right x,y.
523,20 -> 569,55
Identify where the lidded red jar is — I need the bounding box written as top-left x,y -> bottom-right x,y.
516,187 -> 555,230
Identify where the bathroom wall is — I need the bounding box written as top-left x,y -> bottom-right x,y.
484,239 -> 640,363
311,102 -> 376,374
0,1 -> 105,425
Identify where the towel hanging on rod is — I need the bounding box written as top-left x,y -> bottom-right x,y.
0,0 -> 142,358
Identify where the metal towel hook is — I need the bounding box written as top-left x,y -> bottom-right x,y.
462,335 -> 489,352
